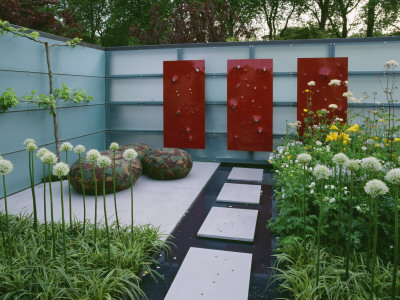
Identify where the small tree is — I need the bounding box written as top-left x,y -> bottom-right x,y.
0,20 -> 93,161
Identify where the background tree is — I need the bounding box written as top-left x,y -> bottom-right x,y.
0,0 -> 82,38
328,0 -> 361,38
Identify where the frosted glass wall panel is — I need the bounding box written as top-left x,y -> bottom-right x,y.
59,105 -> 105,140
254,44 -> 329,72
109,49 -> 177,75
348,75 -> 398,103
57,76 -> 105,106
206,105 -> 227,132
60,46 -> 105,76
109,78 -> 163,102
109,105 -> 163,130
348,107 -> 400,125
253,151 -> 269,163
182,47 -> 249,73
273,107 -> 297,135
109,132 -> 164,150
273,76 -> 297,102
0,35 -> 59,73
335,42 -> 400,71
205,76 -> 227,102
0,110 -> 54,154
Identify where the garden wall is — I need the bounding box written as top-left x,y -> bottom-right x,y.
106,37 -> 400,164
0,32 -> 106,195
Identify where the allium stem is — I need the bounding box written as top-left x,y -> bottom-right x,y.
130,160 -> 134,241
60,178 -> 68,272
2,175 -> 12,265
370,196 -> 379,300
93,163 -> 98,249
345,172 -> 354,280
367,195 -> 372,270
112,151 -> 119,229
103,168 -> 111,272
78,155 -> 86,237
42,163 -> 48,252
48,164 -> 56,259
66,152 -> 72,228
316,180 -> 324,289
336,165 -> 343,255
29,152 -> 38,231
392,186 -> 399,300
303,165 -> 307,253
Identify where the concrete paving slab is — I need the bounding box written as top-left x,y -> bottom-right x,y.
228,167 -> 264,183
1,162 -> 219,236
217,183 -> 261,205
197,207 -> 258,242
164,247 -> 252,300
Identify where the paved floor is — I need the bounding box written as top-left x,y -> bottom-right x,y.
1,161 -> 219,235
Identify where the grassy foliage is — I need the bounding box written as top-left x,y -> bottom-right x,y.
0,212 -> 169,299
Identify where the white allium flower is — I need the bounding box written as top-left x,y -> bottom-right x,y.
309,182 -> 316,188
385,168 -> 400,185
123,149 -> 138,161
86,149 -> 101,163
53,162 -> 70,178
364,179 -> 389,198
346,159 -> 360,172
329,104 -> 338,110
320,109 -> 328,113
60,142 -> 73,152
328,79 -> 341,86
109,142 -> 119,151
23,138 -> 36,147
97,156 -> 111,168
310,190 -> 314,194
313,165 -> 331,180
361,157 -> 382,172
361,146 -> 367,151
41,152 -> 57,165
316,141 -> 322,146
36,147 -> 49,159
26,142 -> 37,152
329,198 -> 336,203
332,153 -> 349,165
385,60 -> 399,68
331,185 -> 335,189
356,205 -> 361,211
0,159 -> 13,175
297,153 -> 312,164
335,117 -> 343,122
307,81 -> 315,86
324,185 -> 328,189
74,145 -> 86,155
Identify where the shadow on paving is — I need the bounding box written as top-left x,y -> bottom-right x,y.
140,165 -> 280,300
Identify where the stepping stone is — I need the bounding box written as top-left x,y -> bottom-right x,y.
197,207 -> 258,242
164,247 -> 252,300
217,183 -> 261,205
228,167 -> 263,183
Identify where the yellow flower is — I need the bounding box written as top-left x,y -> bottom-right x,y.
326,132 -> 339,142
375,137 -> 379,140
338,132 -> 350,142
287,155 -> 291,159
343,148 -> 346,150
346,125 -> 358,132
329,124 -> 340,130
305,89 -> 310,92
394,138 -> 400,142
386,143 -> 389,146
379,119 -> 384,122
303,109 -> 308,113
268,160 -> 271,163
375,143 -> 379,147
373,111 -> 378,114
304,147 -> 307,150
309,146 -> 313,148
384,139 -> 388,142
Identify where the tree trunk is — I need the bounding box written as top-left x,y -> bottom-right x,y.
318,0 -> 330,30
44,42 -> 61,162
366,0 -> 377,37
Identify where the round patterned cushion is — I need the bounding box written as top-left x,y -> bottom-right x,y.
70,150 -> 142,195
118,143 -> 152,162
143,148 -> 193,180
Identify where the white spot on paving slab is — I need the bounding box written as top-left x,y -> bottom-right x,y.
228,167 -> 264,183
165,247 -> 252,300
0,162 -> 219,236
217,183 -> 261,205
197,207 -> 258,242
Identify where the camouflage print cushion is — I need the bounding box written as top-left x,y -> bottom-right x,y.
118,143 -> 152,162
143,148 -> 193,180
70,150 -> 142,195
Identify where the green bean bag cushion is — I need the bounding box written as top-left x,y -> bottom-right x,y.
118,143 -> 152,162
70,150 -> 142,195
143,148 -> 193,180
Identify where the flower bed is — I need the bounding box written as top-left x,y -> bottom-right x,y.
268,60 -> 400,299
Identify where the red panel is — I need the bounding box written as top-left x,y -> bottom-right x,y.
227,59 -> 273,151
163,60 -> 205,149
297,58 -> 348,129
